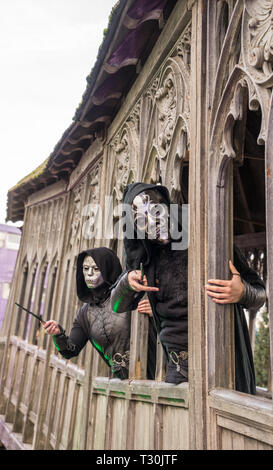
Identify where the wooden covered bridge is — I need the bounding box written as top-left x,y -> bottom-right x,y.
0,0 -> 273,450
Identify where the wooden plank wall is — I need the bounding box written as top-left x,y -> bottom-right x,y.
82,378 -> 189,450
0,336 -> 84,450
209,389 -> 273,450
0,334 -> 189,450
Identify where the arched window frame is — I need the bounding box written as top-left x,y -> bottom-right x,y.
208,65 -> 273,396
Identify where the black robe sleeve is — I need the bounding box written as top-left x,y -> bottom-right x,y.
110,271 -> 144,313
110,271 -> 157,380
233,245 -> 266,395
52,306 -> 88,359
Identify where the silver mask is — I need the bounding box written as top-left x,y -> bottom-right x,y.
82,255 -> 104,289
132,189 -> 170,244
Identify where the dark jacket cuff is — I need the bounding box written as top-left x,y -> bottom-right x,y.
239,279 -> 266,310
52,325 -> 76,352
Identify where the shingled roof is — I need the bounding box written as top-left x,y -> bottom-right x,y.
7,0 -> 178,222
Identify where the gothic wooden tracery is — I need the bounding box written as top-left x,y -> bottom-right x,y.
1,0 -> 273,452
208,0 -> 273,396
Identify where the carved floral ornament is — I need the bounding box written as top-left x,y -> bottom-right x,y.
108,24 -> 191,195
211,75 -> 264,189
210,52 -> 272,179
71,180 -> 85,243
141,53 -> 190,188
109,100 -> 141,202
175,21 -> 191,71
79,164 -> 102,242
88,163 -> 101,205
112,131 -> 131,202
155,71 -> 177,159
243,0 -> 273,87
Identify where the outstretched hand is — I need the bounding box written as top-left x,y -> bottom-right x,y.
205,260 -> 245,304
128,270 -> 159,293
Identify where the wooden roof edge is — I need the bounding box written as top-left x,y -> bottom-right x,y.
6,1 -> 127,220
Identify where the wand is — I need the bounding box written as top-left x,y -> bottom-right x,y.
140,262 -> 144,283
15,302 -> 46,325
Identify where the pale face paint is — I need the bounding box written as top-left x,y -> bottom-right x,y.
82,255 -> 104,289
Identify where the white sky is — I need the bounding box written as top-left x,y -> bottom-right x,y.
0,0 -> 118,225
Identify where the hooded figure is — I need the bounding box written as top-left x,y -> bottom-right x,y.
47,247 -> 131,379
111,183 -> 266,392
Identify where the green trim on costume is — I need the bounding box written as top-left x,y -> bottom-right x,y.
113,296 -> 123,313
91,338 -> 113,366
52,335 -> 60,352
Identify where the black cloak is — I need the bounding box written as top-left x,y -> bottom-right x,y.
119,183 -> 265,394
53,247 -> 132,378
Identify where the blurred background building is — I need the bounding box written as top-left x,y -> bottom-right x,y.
0,224 -> 21,330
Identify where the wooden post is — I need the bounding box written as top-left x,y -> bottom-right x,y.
129,309 -> 149,380
188,0 -> 208,450
265,93 -> 273,396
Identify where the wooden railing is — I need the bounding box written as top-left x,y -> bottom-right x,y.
0,333 -> 189,450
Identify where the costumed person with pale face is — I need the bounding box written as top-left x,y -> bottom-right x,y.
43,248 -> 136,379
111,183 -> 266,393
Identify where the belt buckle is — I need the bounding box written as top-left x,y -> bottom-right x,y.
170,350 -> 188,372
180,351 -> 188,361
169,351 -> 180,371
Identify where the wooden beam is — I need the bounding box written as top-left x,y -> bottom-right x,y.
188,0 -> 208,450
234,165 -> 255,233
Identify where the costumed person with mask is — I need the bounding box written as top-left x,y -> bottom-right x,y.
111,182 -> 266,393
43,247 -> 133,379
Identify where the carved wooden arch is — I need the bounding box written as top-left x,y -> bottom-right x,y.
208,65 -> 269,390
107,186 -> 125,260
47,251 -> 58,279
242,0 -> 273,89
37,248 -> 48,268
66,179 -> 86,253
17,255 -> 29,299
25,206 -> 40,263
210,0 -> 244,133
13,258 -> 29,336
143,144 -> 161,184
28,253 -> 38,274
110,118 -> 138,204
108,122 -> 138,258
21,255 -> 28,271
49,198 -> 59,238
209,67 -> 267,239
37,254 -> 59,349
210,0 -> 273,139
80,165 -> 103,252
167,115 -> 189,203
142,55 -> 190,192
216,0 -> 230,56
28,255 -> 49,344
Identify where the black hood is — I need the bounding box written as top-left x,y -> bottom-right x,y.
76,247 -> 122,304
122,183 -> 181,270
